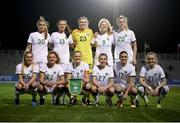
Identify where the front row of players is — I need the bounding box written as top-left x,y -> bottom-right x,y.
14,51 -> 169,108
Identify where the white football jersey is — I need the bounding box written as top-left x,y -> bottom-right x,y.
92,33 -> 114,67
50,32 -> 73,64
139,64 -> 166,87
27,32 -> 50,63
113,30 -> 136,62
92,65 -> 114,86
40,63 -> 64,83
66,62 -> 89,79
114,61 -> 136,86
16,63 -> 39,83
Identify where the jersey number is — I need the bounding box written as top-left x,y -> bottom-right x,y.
97,76 -> 106,82
59,39 -> 65,44
119,72 -> 124,79
147,76 -> 154,82
80,36 -> 87,41
38,39 -> 45,44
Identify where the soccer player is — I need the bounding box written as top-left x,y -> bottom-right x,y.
25,16 -> 50,68
49,19 -> 74,104
91,18 -> 114,67
38,51 -> 65,105
15,52 -> 39,105
138,52 -> 169,108
91,53 -> 114,106
114,51 -> 137,108
66,51 -> 91,106
49,19 -> 73,71
113,15 -> 137,65
72,16 -> 94,72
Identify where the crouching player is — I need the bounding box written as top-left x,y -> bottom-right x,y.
138,52 -> 169,108
38,51 -> 65,105
15,52 -> 39,105
114,51 -> 137,108
66,51 -> 91,106
91,53 -> 114,107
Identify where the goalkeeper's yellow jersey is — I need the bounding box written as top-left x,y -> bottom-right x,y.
72,28 -> 93,69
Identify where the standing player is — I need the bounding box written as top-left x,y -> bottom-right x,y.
66,51 -> 91,106
91,18 -> 114,67
72,16 -> 94,72
49,19 -> 73,71
113,15 -> 137,65
114,51 -> 137,108
91,53 -> 114,106
138,52 -> 169,108
25,16 -> 50,68
38,51 -> 65,105
15,52 -> 39,105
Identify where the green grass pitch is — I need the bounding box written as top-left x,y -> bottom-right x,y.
0,83 -> 180,122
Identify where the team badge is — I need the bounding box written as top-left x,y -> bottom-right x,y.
105,73 -> 108,76
86,33 -> 90,37
80,70 -> 83,73
69,79 -> 83,95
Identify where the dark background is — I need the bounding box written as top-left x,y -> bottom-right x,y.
1,0 -> 180,53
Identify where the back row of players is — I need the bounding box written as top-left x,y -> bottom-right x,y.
14,16 -> 169,108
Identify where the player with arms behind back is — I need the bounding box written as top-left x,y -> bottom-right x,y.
91,18 -> 114,67
25,16 -> 51,68
72,16 -> 94,72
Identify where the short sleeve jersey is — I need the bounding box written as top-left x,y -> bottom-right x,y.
27,32 -> 50,63
139,64 -> 166,87
66,62 -> 89,79
72,28 -> 93,65
50,32 -> 73,64
40,63 -> 64,83
16,63 -> 39,83
114,61 -> 136,85
92,65 -> 114,86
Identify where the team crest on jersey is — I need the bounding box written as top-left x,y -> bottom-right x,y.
154,73 -> 157,76
105,73 -> 108,76
86,33 -> 90,37
124,34 -> 127,37
80,70 -> 83,73
145,72 -> 148,76
107,38 -> 109,41
124,71 -> 127,74
53,71 -> 56,75
29,70 -> 33,73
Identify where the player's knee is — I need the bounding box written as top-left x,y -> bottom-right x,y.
137,86 -> 144,94
38,85 -> 44,92
15,83 -> 23,90
109,87 -> 115,94
131,87 -> 138,95
163,85 -> 169,94
31,82 -> 37,88
91,85 -> 97,93
85,83 -> 91,90
114,84 -> 123,93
